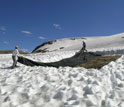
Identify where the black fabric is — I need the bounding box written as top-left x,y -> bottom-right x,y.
17,49 -> 101,67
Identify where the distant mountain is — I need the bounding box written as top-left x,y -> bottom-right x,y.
0,50 -> 28,54
32,33 -> 124,53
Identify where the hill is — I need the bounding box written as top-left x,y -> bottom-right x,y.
32,33 -> 124,53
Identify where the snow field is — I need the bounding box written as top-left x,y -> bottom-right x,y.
0,52 -> 124,107
34,33 -> 124,53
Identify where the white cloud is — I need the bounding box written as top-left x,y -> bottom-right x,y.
21,30 -> 32,35
39,36 -> 46,40
3,41 -> 9,44
53,24 -> 62,29
20,49 -> 28,52
0,26 -> 6,31
0,26 -> 6,34
2,32 -> 6,34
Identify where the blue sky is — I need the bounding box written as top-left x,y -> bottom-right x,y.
0,0 -> 124,52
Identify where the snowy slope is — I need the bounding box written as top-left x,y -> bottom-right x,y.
1,33 -> 124,107
0,52 -> 124,107
33,33 -> 124,53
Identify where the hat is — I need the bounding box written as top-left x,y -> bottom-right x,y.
15,45 -> 19,49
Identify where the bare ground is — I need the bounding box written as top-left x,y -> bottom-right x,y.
77,55 -> 121,69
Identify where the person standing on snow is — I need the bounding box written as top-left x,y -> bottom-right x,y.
80,40 -> 87,60
82,40 -> 87,53
12,46 -> 21,68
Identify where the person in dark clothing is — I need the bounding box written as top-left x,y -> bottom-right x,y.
82,41 -> 87,53
80,41 -> 87,60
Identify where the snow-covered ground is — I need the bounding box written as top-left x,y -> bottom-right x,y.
33,32 -> 124,53
0,51 -> 124,107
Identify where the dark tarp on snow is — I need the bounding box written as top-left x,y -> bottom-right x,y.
17,49 -> 101,67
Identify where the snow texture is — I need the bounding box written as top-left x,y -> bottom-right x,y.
1,32 -> 124,107
0,50 -> 124,107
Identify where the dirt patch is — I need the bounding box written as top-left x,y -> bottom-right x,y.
77,55 -> 121,69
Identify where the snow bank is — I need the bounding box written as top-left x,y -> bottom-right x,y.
89,47 -> 124,55
24,51 -> 76,62
0,52 -> 124,107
